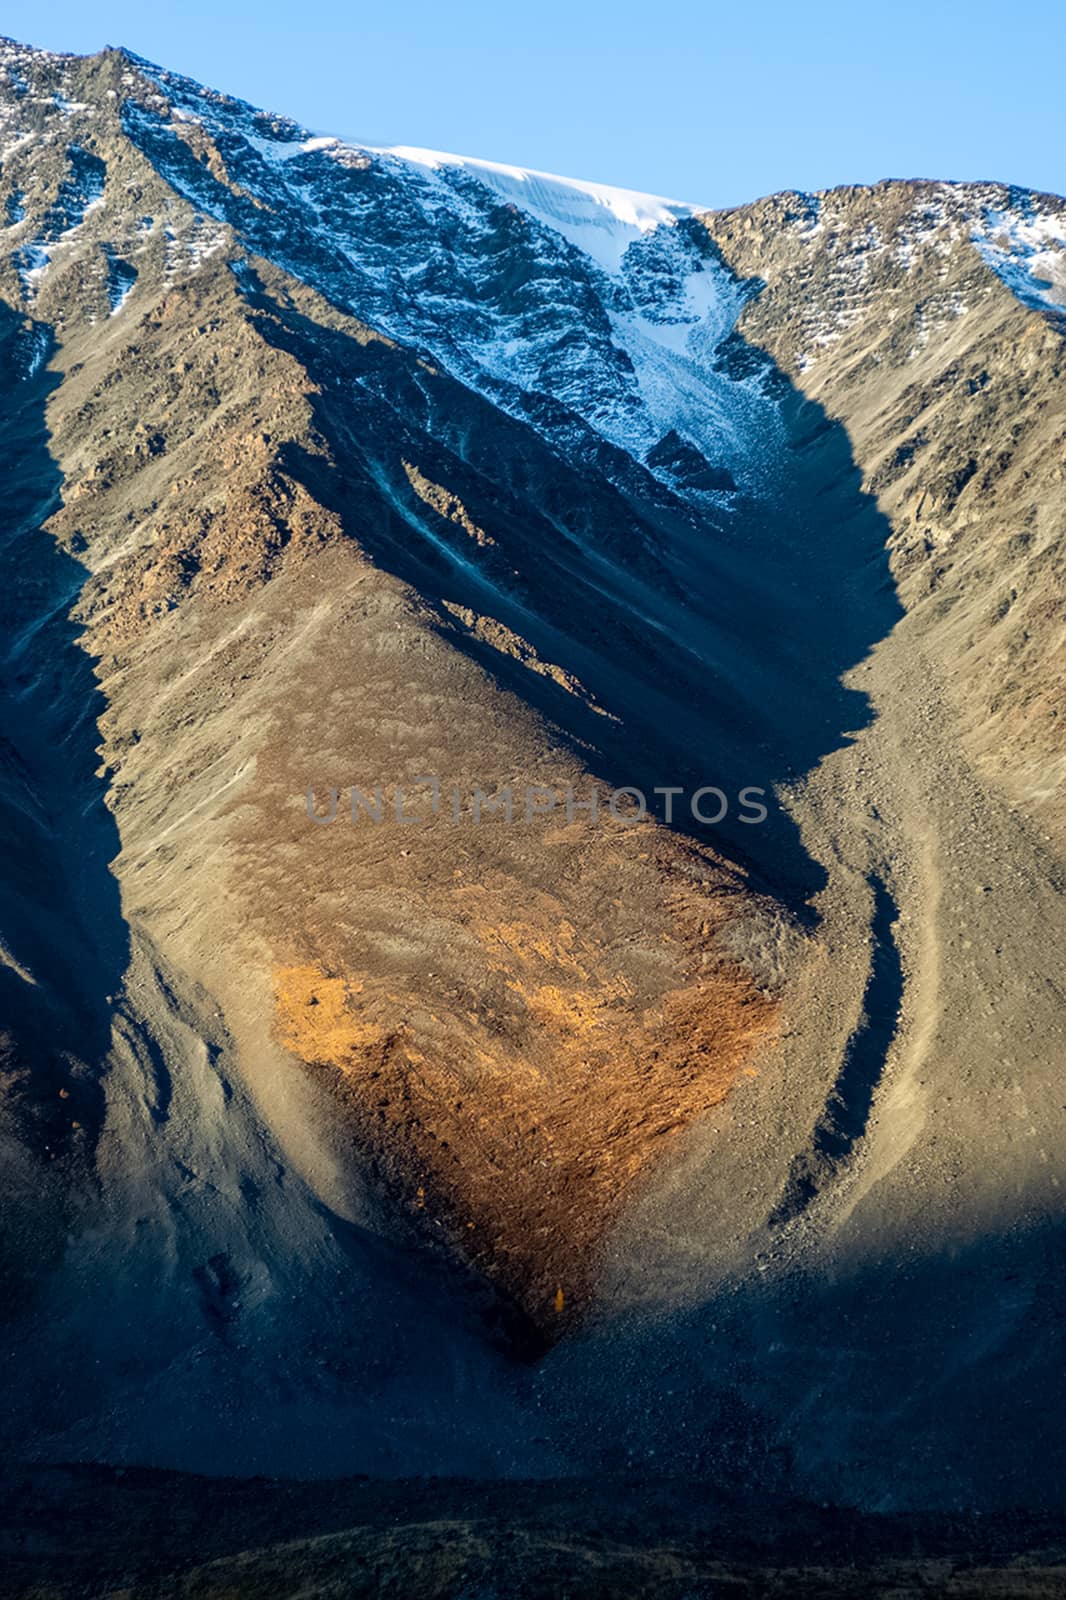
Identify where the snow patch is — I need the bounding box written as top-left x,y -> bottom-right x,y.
13,322 -> 49,379
14,241 -> 51,293
972,202 -> 1066,313
12,143 -> 106,297
104,245 -> 137,313
162,212 -> 228,283
376,144 -> 706,274
0,130 -> 35,162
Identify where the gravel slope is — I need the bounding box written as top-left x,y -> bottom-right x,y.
0,35 -> 1064,1539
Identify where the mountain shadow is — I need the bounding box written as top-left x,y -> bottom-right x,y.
0,302 -> 128,1190
544,1212 -> 1066,1515
236,268 -> 903,923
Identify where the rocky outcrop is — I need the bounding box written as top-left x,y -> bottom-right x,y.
702,180 -> 1066,845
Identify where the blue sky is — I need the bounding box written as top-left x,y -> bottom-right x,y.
4,1 -> 1063,206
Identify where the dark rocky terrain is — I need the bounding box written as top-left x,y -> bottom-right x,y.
1,33 -> 1066,1596
6,1464 -> 1066,1599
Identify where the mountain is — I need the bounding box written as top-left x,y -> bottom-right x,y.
2,32 -> 1066,1588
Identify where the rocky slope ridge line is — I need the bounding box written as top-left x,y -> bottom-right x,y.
0,36 -> 787,1392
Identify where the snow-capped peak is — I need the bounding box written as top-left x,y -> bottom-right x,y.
372,145 -> 707,273
112,56 -> 770,493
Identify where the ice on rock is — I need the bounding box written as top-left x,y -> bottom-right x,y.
104,245 -> 137,313
377,146 -> 705,274
972,201 -> 1066,313
13,143 -> 107,296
